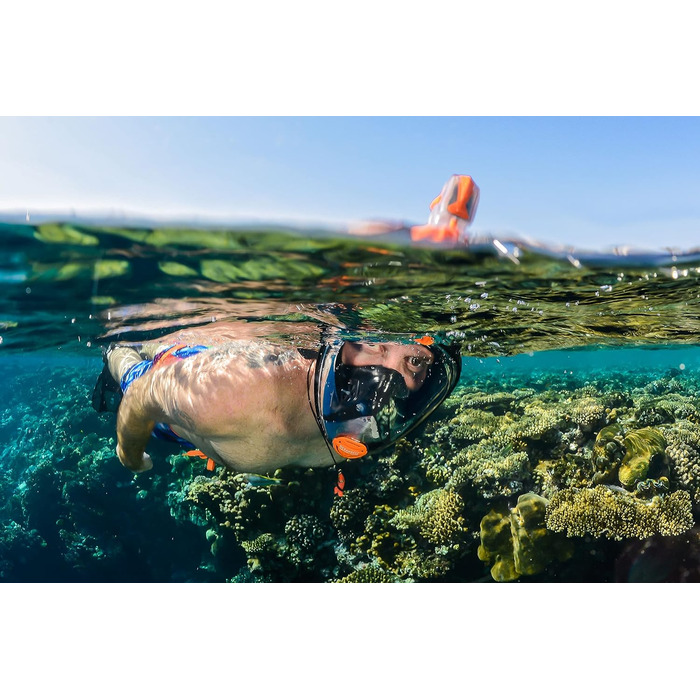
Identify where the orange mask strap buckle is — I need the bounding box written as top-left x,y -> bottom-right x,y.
333,470 -> 346,497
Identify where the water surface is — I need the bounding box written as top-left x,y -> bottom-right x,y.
2,220 -> 700,582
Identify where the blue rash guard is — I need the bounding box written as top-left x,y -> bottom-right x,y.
120,344 -> 209,449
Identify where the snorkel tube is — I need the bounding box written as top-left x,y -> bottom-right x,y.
312,336 -> 462,460
410,174 -> 480,246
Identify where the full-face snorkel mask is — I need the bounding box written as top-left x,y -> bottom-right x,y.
312,337 -> 461,460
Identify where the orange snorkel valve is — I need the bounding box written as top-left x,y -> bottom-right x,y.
411,174 -> 479,246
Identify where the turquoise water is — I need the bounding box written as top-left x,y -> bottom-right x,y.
3,220 -> 700,582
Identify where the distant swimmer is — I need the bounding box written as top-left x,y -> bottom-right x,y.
92,323 -> 461,476
346,174 -> 480,246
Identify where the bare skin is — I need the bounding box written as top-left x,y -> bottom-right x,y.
107,323 -> 437,475
109,327 -> 330,474
340,342 -> 434,391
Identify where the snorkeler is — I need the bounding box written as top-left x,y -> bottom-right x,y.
92,324 -> 461,475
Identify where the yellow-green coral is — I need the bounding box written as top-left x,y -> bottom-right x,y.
284,514 -> 327,565
619,427 -> 666,487
354,504 -> 400,567
330,488 -> 372,542
545,485 -> 694,540
662,420 -> 700,503
352,491 -> 468,581
592,424 -> 624,484
453,390 -> 518,414
635,393 -> 700,426
391,489 -> 467,546
503,401 -> 560,443
568,396 -> 606,431
477,493 -> 573,582
477,503 -> 516,581
185,472 -> 274,540
334,565 -> 397,583
450,409 -> 504,443
239,532 -> 278,573
240,532 -> 276,554
447,440 -> 530,498
392,548 -> 453,580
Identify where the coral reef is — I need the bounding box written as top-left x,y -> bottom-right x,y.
663,420 -> 700,504
447,440 -> 531,499
0,364 -> 213,582
284,514 -> 329,566
568,396 -> 607,433
591,424 -> 624,484
477,493 -> 573,582
391,489 -> 466,547
329,488 -> 373,543
334,565 -> 398,583
545,486 -> 694,540
5,341 -> 700,583
618,428 -> 666,488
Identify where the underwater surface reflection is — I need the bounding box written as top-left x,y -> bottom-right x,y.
3,220 -> 700,582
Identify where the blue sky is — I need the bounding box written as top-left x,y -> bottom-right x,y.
1,116 -> 700,251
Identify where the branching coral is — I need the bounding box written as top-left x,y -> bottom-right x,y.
567,397 -> 606,432
334,565 -> 398,583
330,488 -> 373,543
506,404 -> 560,444
447,440 -> 531,499
284,514 -> 328,566
239,533 -> 281,575
534,453 -> 597,498
390,489 -> 467,547
545,486 -> 694,540
662,420 -> 700,503
453,390 -> 519,414
186,473 -> 274,540
354,504 -> 401,570
635,398 -> 674,426
450,409 -> 504,444
350,488 -> 470,581
392,547 -> 454,580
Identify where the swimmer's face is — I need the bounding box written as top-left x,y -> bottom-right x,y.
340,342 -> 434,392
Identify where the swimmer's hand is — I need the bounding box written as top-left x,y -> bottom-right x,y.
117,443 -> 154,473
115,374 -> 161,473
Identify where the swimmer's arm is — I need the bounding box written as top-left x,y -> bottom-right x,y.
115,371 -> 170,473
115,357 -> 240,472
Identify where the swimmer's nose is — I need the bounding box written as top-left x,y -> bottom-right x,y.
381,354 -> 423,391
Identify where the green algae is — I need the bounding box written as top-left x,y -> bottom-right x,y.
34,224 -> 99,246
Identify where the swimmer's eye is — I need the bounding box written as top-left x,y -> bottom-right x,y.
407,355 -> 432,368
